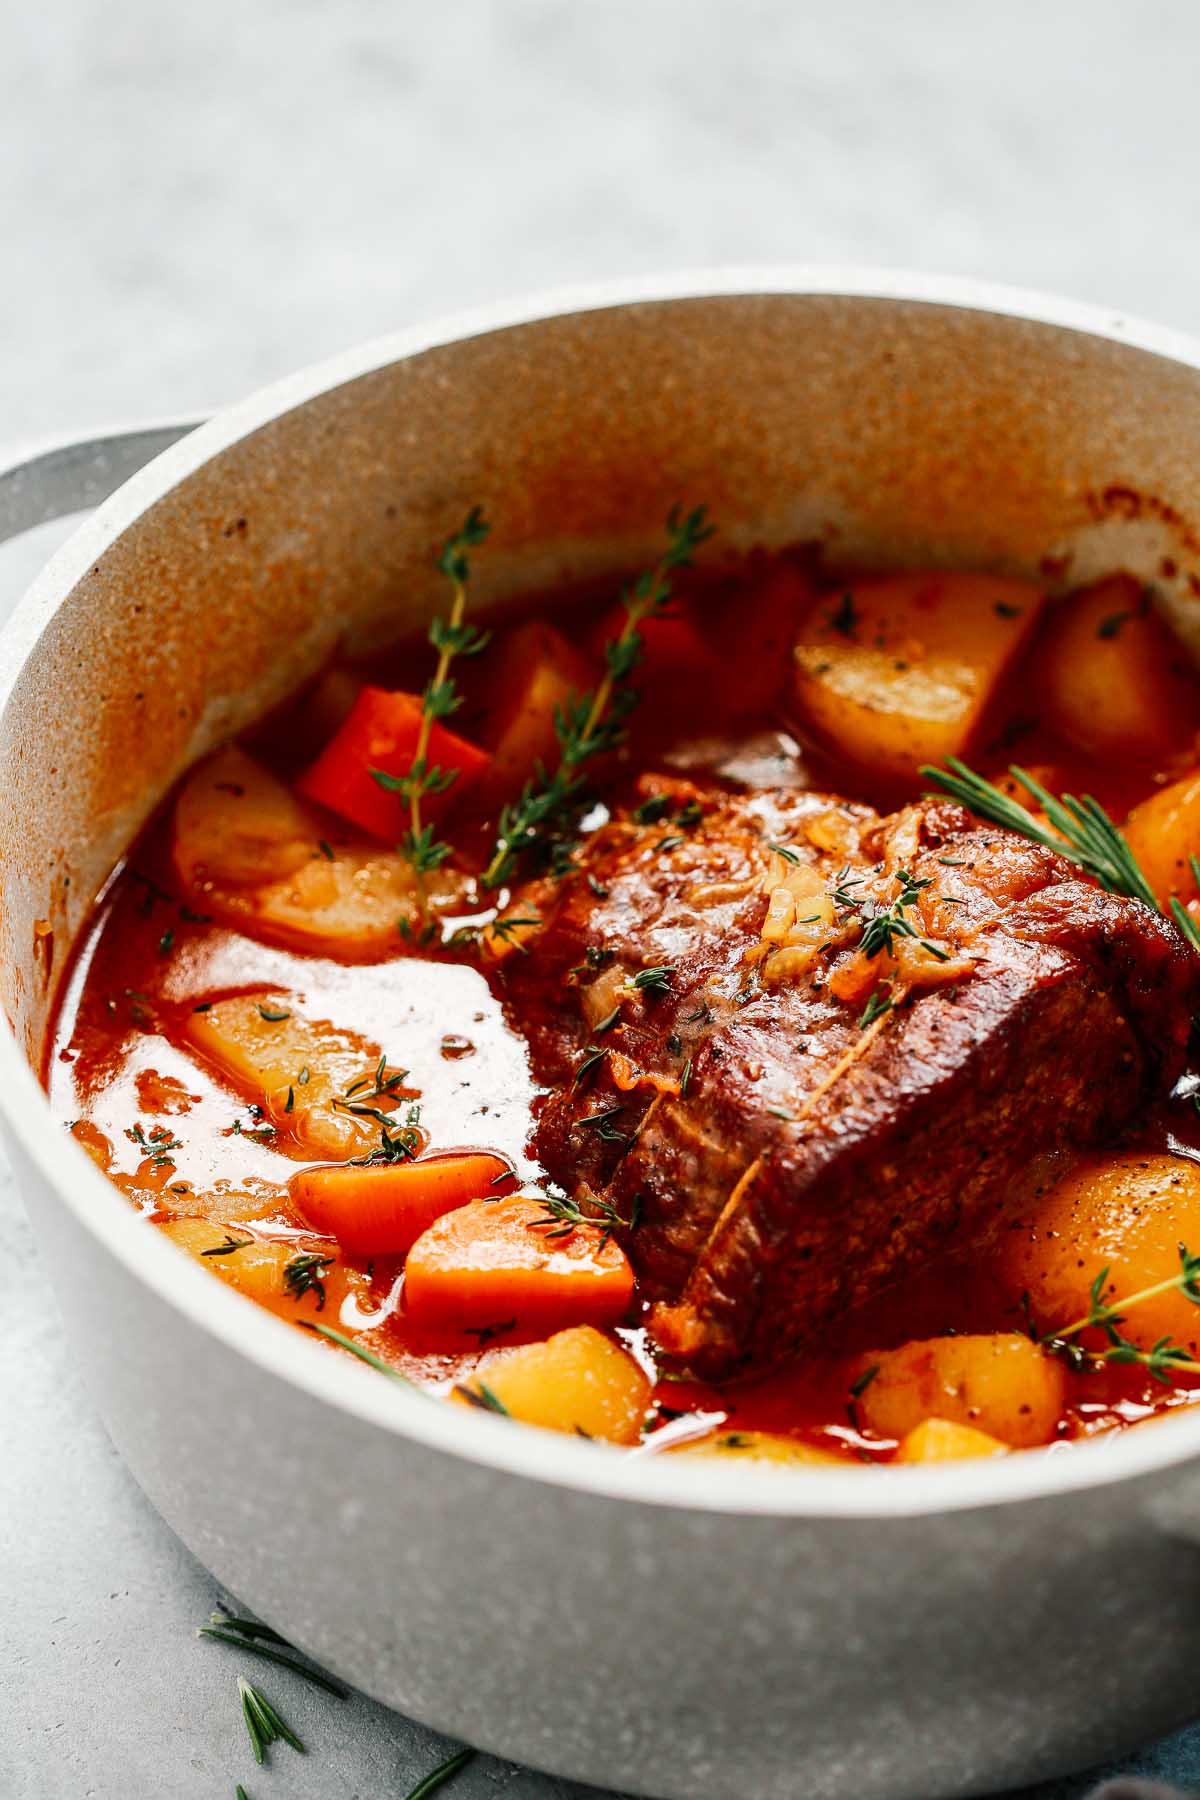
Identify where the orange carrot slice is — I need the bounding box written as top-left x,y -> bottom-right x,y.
288,1151 -> 515,1256
404,1195 -> 634,1335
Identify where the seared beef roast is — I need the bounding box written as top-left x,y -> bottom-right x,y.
498,780 -> 1200,1378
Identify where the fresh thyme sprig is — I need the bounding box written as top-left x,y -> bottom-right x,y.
854,869 -> 946,961
237,1676 -> 304,1765
483,505 -> 714,887
126,1121 -> 183,1168
283,1252 -> 334,1310
1038,1244 -> 1200,1384
536,1190 -> 640,1249
631,963 -> 674,997
339,1097 -> 424,1165
372,507 -> 491,893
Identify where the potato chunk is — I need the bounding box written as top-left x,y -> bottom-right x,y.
450,1326 -> 650,1444
895,1419 -> 1008,1463
846,1333 -> 1064,1449
791,572 -> 1044,785
1037,575 -> 1200,763
668,1429 -> 845,1467
1123,768 -> 1200,909
159,1216 -> 348,1316
173,747 -> 459,959
185,992 -> 416,1160
997,1151 -> 1200,1358
172,745 -> 315,887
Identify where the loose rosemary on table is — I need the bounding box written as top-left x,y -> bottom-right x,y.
372,506 -> 491,901
237,1676 -> 304,1765
483,504 -> 714,888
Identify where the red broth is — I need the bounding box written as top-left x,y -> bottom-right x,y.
46,545 -> 1200,1466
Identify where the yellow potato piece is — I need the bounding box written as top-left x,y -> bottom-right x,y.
791,572 -> 1044,785
158,1216 -> 345,1316
847,1333 -> 1064,1449
669,1429 -> 845,1467
1037,575 -> 1200,763
997,1151 -> 1200,1359
185,991 -> 409,1160
895,1418 -> 1009,1463
173,745 -> 315,887
450,1326 -> 651,1445
1124,767 -> 1200,908
173,747 -> 458,959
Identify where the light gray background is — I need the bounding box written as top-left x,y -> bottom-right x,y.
6,3 -> 1200,1795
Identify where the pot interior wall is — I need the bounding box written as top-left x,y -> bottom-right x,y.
5,290 -> 1200,1063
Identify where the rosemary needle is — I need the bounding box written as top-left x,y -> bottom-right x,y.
238,1675 -> 304,1765
301,1320 -> 422,1389
198,1626 -> 348,1698
209,1609 -> 289,1645
404,1746 -> 477,1800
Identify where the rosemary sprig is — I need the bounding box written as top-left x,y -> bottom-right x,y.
923,760 -> 1160,909
199,1616 -> 347,1698
404,1746 -> 477,1800
452,1380 -> 510,1416
238,1676 -> 304,1765
1039,1244 -> 1200,1384
372,507 -> 491,892
302,1320 -> 422,1389
483,505 -> 714,887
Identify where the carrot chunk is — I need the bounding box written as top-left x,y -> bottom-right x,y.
469,620 -> 597,809
404,1195 -> 635,1335
297,686 -> 489,843
289,1151 -> 515,1257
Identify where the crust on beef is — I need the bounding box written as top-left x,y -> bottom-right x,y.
499,781 -> 1200,1378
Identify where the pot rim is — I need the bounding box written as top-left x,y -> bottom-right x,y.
9,263 -> 1200,1523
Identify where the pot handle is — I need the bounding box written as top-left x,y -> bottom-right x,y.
0,421 -> 204,546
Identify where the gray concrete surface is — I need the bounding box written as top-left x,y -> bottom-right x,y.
7,3 -> 1200,1795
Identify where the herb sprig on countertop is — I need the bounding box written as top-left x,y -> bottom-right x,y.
403,1747 -> 478,1800
237,1676 -> 304,1765
372,507 -> 491,894
922,758 -> 1200,951
199,1611 -> 347,1698
483,505 -> 714,888
1035,1244 -> 1200,1383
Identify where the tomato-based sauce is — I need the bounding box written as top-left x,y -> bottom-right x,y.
45,536 -> 1200,1468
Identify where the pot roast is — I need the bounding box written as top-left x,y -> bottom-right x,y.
500,779 -> 1200,1378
